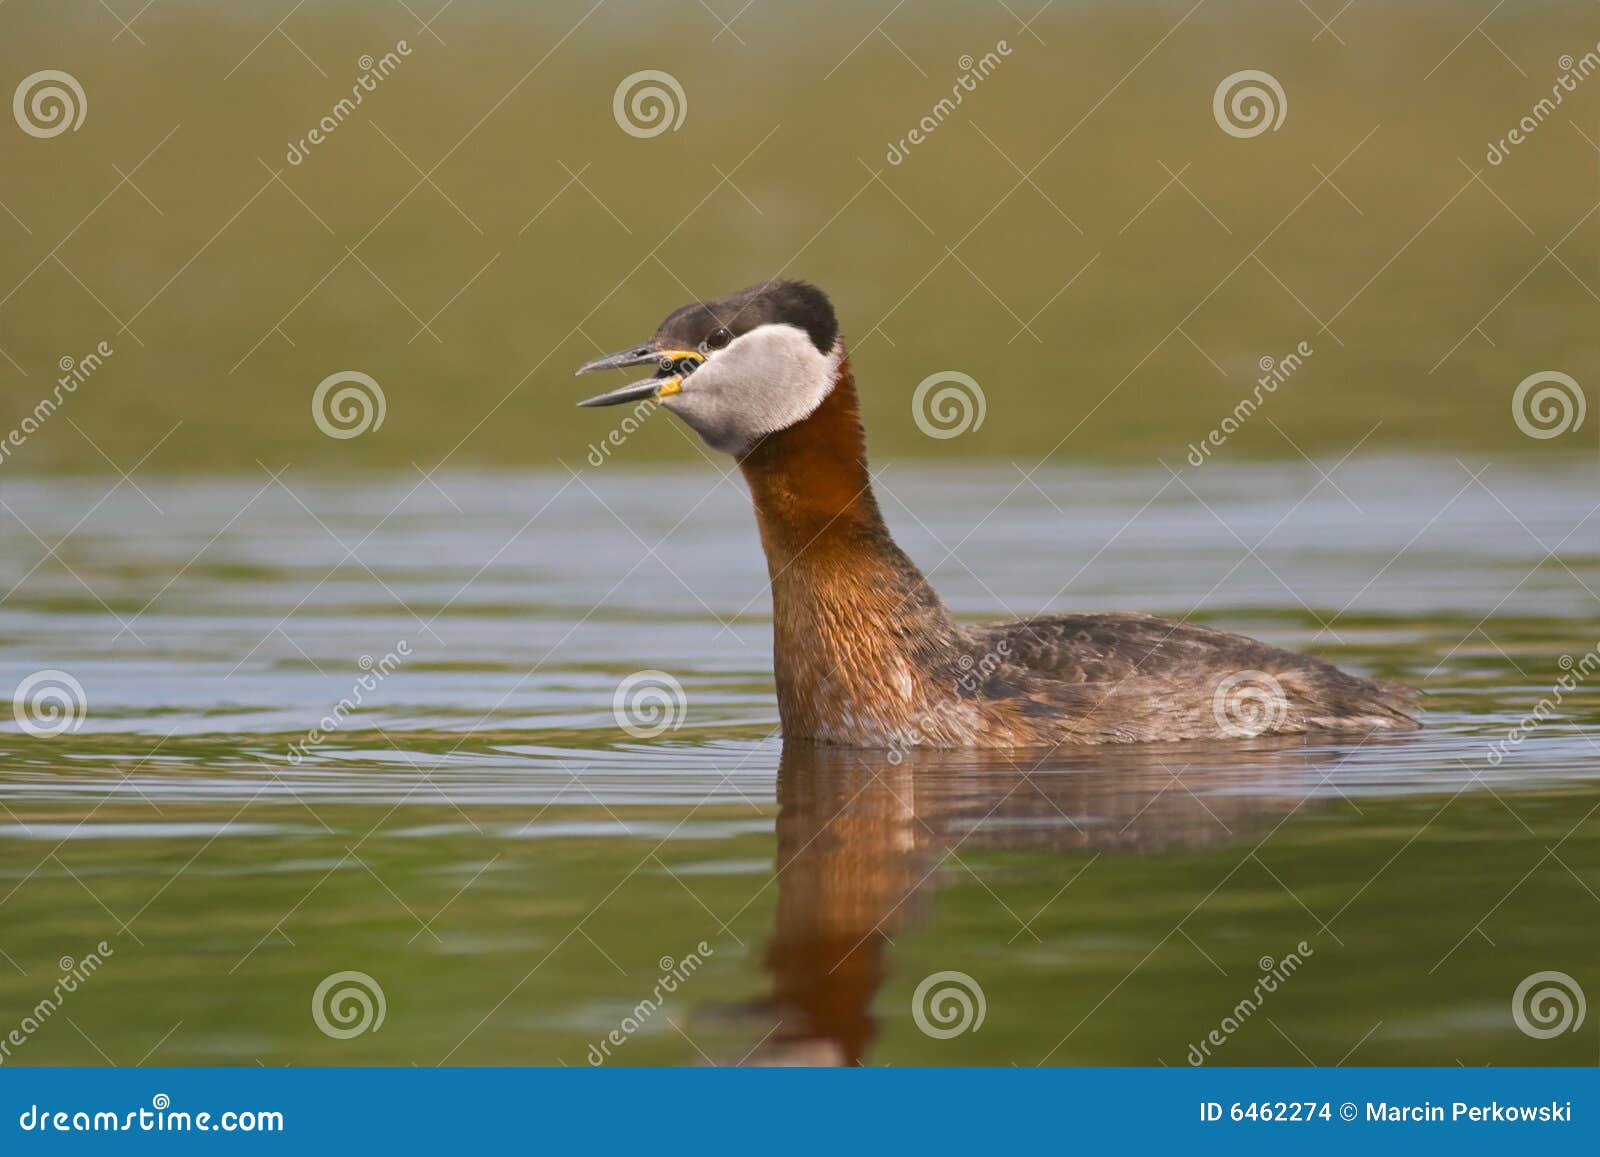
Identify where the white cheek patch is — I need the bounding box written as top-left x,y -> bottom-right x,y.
663,324 -> 841,455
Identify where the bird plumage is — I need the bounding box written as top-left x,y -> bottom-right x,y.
576,280 -> 1420,747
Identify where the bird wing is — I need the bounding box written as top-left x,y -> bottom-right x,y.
960,613 -> 1418,741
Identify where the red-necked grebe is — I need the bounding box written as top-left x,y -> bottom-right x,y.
575,280 -> 1418,746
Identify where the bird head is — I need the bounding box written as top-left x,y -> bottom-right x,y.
574,280 -> 842,455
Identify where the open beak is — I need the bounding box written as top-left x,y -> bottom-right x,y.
573,343 -> 702,408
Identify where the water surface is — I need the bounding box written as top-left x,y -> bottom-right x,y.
1,459 -> 1598,1065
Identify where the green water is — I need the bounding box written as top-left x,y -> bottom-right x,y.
1,463 -> 1597,1066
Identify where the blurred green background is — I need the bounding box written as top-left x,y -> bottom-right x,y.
0,0 -> 1595,473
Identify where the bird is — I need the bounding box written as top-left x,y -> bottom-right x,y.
574,279 -> 1418,747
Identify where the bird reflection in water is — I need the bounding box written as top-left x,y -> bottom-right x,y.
718,737 -> 1360,1066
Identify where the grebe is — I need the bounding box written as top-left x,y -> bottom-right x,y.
575,280 -> 1418,746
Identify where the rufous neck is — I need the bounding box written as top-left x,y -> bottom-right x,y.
736,355 -> 887,570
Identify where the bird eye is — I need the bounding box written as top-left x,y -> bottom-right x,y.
700,328 -> 732,353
